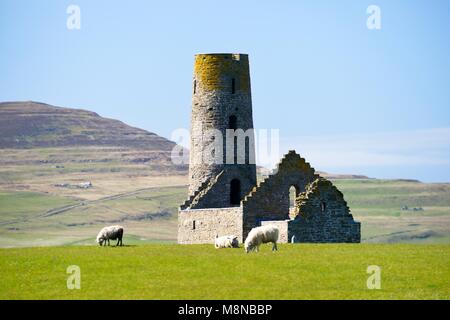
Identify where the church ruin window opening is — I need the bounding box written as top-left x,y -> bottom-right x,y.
232,78 -> 236,94
321,201 -> 326,213
230,179 -> 241,205
289,185 -> 299,219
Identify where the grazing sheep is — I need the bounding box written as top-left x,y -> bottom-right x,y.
214,235 -> 239,249
244,225 -> 279,253
96,225 -> 124,246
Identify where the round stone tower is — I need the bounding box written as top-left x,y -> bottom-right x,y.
189,53 -> 257,206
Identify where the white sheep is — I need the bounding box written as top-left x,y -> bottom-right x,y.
215,235 -> 239,249
244,224 -> 279,253
96,225 -> 124,246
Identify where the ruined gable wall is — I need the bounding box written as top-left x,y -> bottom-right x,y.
242,151 -> 318,239
289,178 -> 360,243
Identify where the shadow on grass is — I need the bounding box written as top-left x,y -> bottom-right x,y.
99,244 -> 137,248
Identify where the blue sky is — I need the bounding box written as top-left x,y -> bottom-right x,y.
1,0 -> 449,182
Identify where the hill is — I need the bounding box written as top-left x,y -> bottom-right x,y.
0,101 -> 177,150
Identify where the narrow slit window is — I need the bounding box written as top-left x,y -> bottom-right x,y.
193,80 -> 196,94
229,115 -> 237,130
192,220 -> 196,230
231,78 -> 236,94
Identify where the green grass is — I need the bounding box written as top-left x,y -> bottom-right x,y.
0,244 -> 448,299
0,191 -> 78,221
64,234 -> 176,246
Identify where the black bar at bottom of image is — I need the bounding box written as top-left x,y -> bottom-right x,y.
0,300 -> 446,318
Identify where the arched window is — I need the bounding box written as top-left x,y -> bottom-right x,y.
289,185 -> 298,219
229,115 -> 237,130
230,179 -> 241,205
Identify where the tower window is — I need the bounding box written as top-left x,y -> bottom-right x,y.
230,179 -> 241,205
231,78 -> 236,94
229,115 -> 237,130
192,220 -> 196,230
321,202 -> 326,213
193,80 -> 196,94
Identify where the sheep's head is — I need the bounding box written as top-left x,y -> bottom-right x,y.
231,237 -> 239,248
96,236 -> 104,246
244,240 -> 253,253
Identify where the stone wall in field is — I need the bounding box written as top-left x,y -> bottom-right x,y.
178,207 -> 243,244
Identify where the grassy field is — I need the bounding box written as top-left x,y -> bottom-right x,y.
0,243 -> 448,300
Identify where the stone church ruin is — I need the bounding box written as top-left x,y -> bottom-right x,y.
178,53 -> 360,244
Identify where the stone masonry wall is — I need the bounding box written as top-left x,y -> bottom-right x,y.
242,151 -> 318,240
189,54 -> 256,197
178,207 -> 243,244
289,178 -> 360,243
188,166 -> 256,209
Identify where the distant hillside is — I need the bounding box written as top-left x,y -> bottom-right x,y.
0,101 -> 176,150
257,167 -> 370,180
315,171 -> 371,180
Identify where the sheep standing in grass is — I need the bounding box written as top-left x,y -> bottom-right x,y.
244,225 -> 279,253
215,235 -> 239,248
96,225 -> 124,246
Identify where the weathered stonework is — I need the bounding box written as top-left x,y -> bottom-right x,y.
189,53 -> 256,197
178,53 -> 361,244
290,178 -> 360,242
241,151 -> 319,239
260,178 -> 360,243
178,207 -> 243,244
